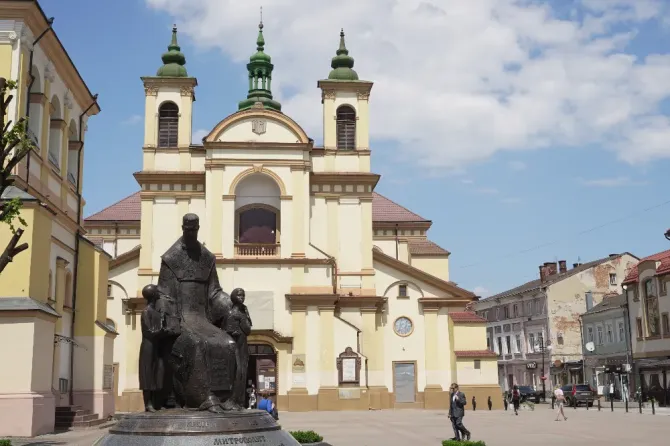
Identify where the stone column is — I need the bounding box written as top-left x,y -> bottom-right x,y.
423,308 -> 445,409
362,307 -> 389,409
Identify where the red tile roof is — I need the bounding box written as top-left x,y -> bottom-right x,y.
85,191 -> 430,224
371,192 -> 429,222
449,312 -> 487,323
623,249 -> 670,283
409,239 -> 450,256
454,350 -> 497,358
85,192 -> 141,222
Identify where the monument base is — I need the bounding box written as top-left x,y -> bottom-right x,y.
95,409 -> 300,446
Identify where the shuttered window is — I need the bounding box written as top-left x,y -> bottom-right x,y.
336,105 -> 356,150
158,102 -> 179,148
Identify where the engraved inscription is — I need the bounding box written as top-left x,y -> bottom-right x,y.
213,435 -> 267,444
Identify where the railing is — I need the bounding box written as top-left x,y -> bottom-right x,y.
235,243 -> 280,258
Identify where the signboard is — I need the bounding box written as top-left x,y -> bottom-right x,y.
336,347 -> 361,385
103,365 -> 113,390
605,365 -> 625,374
526,362 -> 537,370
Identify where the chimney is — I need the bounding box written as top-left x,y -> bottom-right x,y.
558,260 -> 567,274
539,265 -> 548,282
544,262 -> 558,276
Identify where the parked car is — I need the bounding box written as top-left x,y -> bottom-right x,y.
517,385 -> 542,403
561,384 -> 597,407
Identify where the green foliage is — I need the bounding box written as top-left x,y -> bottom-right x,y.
1,77 -> 36,235
289,430 -> 324,444
442,441 -> 486,446
0,439 -> 12,446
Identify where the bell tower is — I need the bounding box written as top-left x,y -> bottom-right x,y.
141,25 -> 197,171
238,20 -> 282,112
317,30 -> 373,173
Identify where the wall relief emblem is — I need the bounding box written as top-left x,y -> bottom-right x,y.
251,119 -> 267,135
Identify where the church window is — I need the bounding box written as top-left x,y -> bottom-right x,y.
238,206 -> 278,244
398,284 -> 407,297
158,102 -> 179,148
474,360 -> 481,370
336,105 -> 356,150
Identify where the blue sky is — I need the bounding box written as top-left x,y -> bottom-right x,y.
40,0 -> 670,296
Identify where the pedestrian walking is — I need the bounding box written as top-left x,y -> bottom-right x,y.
554,385 -> 568,421
472,395 -> 477,411
511,385 -> 521,415
448,383 -> 471,441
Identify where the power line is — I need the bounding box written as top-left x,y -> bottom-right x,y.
458,197 -> 670,270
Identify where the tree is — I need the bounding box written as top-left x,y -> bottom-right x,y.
0,77 -> 37,275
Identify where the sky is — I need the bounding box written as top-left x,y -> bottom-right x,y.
39,0 -> 670,297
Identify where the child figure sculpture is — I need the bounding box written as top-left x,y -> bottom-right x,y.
222,288 -> 252,408
139,284 -> 165,412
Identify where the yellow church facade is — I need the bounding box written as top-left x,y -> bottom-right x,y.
0,0 -> 116,437
85,25 -> 502,413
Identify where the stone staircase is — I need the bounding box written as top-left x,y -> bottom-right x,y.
54,405 -> 107,430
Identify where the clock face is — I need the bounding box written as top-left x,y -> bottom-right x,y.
394,317 -> 413,337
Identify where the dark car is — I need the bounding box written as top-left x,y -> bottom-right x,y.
561,384 -> 597,407
517,386 -> 542,403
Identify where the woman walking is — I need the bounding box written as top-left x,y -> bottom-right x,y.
554,385 -> 568,421
511,385 -> 521,415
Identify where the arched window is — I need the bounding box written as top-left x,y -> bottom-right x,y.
158,102 -> 179,148
336,105 -> 356,150
238,206 -> 278,244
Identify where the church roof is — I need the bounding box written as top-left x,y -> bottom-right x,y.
408,239 -> 450,256
85,190 -> 429,224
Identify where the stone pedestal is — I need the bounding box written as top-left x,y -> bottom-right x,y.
95,409 -> 300,445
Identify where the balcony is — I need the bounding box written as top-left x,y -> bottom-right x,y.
235,243 -> 280,258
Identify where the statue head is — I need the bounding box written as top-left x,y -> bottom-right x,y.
231,288 -> 246,305
142,284 -> 159,303
182,213 -> 200,247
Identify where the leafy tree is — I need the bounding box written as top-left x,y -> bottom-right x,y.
0,77 -> 37,274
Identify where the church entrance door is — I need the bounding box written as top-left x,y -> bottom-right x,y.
247,344 -> 277,408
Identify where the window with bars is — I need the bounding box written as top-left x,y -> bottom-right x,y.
158,102 -> 179,148
336,105 -> 356,150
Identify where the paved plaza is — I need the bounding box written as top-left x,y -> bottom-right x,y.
6,407 -> 669,446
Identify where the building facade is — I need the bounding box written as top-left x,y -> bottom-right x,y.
580,293 -> 632,400
84,25 -> 502,413
475,254 -> 638,396
0,0 -> 115,437
623,249 -> 670,406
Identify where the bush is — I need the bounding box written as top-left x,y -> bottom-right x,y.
0,440 -> 12,446
290,430 -> 323,444
442,441 -> 485,446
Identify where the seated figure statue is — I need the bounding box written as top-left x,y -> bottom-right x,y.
156,213 -> 241,412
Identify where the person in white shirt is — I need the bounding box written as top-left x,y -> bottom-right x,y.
554,386 -> 567,421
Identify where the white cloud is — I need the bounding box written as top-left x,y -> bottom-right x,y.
122,114 -> 142,125
476,187 -> 499,195
473,286 -> 490,298
508,161 -> 526,171
461,179 -> 474,184
146,0 -> 670,170
500,197 -> 522,204
580,176 -> 646,187
192,128 -> 209,143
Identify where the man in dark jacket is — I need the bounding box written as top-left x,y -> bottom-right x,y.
448,383 -> 471,441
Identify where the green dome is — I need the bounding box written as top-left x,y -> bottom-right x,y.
157,25 -> 188,78
328,29 -> 358,81
238,20 -> 281,112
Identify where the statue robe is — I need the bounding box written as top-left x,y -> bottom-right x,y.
157,237 -> 236,409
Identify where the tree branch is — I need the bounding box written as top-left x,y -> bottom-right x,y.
0,227 -> 28,274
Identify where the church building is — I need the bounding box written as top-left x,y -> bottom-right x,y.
85,23 -> 502,412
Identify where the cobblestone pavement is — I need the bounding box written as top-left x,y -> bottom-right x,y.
6,407 -> 669,445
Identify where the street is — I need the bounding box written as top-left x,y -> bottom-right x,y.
6,407 -> 670,446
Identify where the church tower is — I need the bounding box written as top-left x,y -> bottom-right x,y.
136,26 -> 200,291
238,21 -> 282,112
141,26 -> 198,170
317,30 -> 373,173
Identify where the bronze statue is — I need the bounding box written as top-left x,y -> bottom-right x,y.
222,288 -> 252,407
156,213 -> 241,412
139,284 -> 165,412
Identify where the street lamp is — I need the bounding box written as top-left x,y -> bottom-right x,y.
536,340 -> 553,401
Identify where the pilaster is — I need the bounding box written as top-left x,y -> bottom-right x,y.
319,306 -> 337,387
139,198 -> 154,270
291,169 -> 305,257
326,196 -> 339,258
360,196 -> 374,289
355,92 -> 370,151
143,87 -> 158,150
291,308 -> 307,390
178,86 -> 193,148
